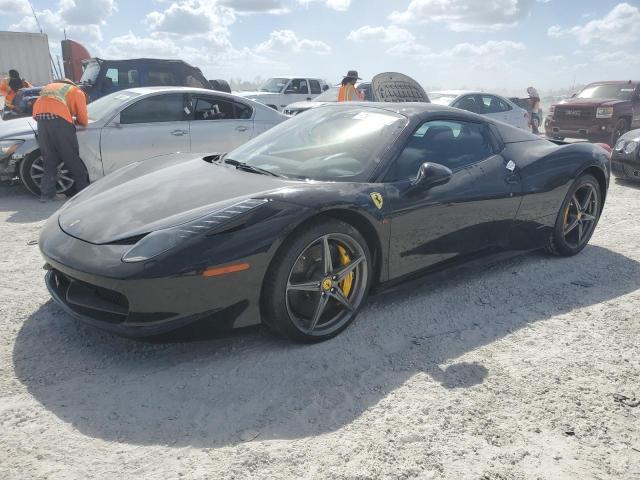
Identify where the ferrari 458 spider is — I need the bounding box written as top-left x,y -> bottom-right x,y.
40,103 -> 610,342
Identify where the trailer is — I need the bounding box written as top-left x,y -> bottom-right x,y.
0,31 -> 52,87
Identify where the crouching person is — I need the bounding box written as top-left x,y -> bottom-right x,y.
32,79 -> 89,202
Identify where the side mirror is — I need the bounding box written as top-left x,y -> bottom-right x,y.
322,84 -> 329,91
411,162 -> 453,190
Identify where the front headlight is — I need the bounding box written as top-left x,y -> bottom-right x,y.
122,198 -> 268,263
614,139 -> 627,152
0,140 -> 24,160
596,107 -> 614,119
623,141 -> 638,155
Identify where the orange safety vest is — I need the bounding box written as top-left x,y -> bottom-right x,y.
338,84 -> 363,102
32,82 -> 89,126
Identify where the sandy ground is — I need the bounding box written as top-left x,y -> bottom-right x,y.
0,180 -> 639,480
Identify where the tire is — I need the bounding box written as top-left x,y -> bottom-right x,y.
209,79 -> 231,93
545,174 -> 602,257
262,219 -> 372,342
611,118 -> 629,146
18,151 -> 76,197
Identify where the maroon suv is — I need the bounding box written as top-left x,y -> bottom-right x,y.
545,81 -> 640,145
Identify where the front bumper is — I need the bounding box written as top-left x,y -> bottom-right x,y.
39,217 -> 263,337
0,154 -> 19,182
611,152 -> 640,180
545,117 -> 612,142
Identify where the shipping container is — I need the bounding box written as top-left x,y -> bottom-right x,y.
0,31 -> 52,87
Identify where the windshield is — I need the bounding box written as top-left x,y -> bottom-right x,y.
88,90 -> 140,121
577,84 -> 636,101
429,93 -> 458,106
313,87 -> 339,102
80,62 -> 101,85
260,78 -> 289,93
225,106 -> 408,182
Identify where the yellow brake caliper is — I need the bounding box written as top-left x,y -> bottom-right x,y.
337,245 -> 354,297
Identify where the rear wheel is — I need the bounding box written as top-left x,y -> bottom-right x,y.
262,219 -> 371,342
19,152 -> 75,197
545,174 -> 602,257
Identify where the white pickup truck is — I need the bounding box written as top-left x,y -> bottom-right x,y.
236,77 -> 329,112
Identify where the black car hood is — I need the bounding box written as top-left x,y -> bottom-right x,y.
58,154 -> 288,244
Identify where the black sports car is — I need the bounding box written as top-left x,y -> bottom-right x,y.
40,103 -> 610,342
612,129 -> 640,180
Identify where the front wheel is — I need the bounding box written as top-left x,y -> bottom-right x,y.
262,219 -> 371,342
545,174 -> 602,257
18,152 -> 76,197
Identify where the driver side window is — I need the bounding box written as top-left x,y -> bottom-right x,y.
385,120 -> 496,181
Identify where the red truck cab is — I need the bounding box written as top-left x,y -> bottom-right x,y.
545,81 -> 640,146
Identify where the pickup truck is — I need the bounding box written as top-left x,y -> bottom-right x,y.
2,58 -> 226,119
545,81 -> 640,145
236,77 -> 329,112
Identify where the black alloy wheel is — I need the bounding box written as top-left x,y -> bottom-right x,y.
263,219 -> 371,342
546,174 -> 602,256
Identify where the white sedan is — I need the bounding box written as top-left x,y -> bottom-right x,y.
429,90 -> 530,130
0,86 -> 287,196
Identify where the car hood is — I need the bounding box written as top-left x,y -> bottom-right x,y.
556,98 -> 627,108
285,101 -> 328,111
58,154 -> 289,244
0,116 -> 36,139
235,91 -> 278,98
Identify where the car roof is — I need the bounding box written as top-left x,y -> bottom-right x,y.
125,86 -> 245,99
586,80 -> 639,85
316,101 -> 481,119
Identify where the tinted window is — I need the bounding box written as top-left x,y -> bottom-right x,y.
309,80 -> 322,94
578,84 -> 637,101
387,120 -> 495,181
454,95 -> 481,114
185,75 -> 206,88
481,95 -> 511,113
234,101 -> 253,119
287,79 -> 309,94
104,67 -> 139,89
147,69 -> 179,86
120,94 -> 185,124
193,97 -> 234,120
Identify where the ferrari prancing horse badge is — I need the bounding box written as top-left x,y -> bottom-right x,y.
370,192 -> 384,210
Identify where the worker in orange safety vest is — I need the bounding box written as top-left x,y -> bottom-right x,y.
0,69 -> 32,110
338,70 -> 364,102
32,79 -> 89,202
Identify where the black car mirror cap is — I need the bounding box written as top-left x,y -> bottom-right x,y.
411,162 -> 453,190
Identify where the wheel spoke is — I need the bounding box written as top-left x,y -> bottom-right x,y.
308,293 -> 329,332
59,174 -> 74,183
571,194 -> 580,212
564,217 -> 580,235
581,213 -> 596,222
287,280 -> 321,292
580,189 -> 593,211
332,256 -> 363,281
322,235 -> 333,275
31,174 -> 43,180
577,221 -> 584,242
331,288 -> 354,312
31,164 -> 43,172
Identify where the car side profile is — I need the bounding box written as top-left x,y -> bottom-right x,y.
611,129 -> 640,180
236,77 -> 329,111
430,90 -> 530,130
39,103 -> 610,342
0,87 -> 287,196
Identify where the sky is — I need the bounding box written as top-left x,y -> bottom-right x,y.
1,0 -> 639,94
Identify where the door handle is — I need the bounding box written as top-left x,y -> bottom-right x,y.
171,129 -> 187,136
236,126 -> 248,132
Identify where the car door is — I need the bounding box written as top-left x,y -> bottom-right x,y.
308,79 -> 322,100
385,118 -> 522,279
480,95 -> 511,124
188,94 -> 255,154
284,78 -> 311,107
99,92 -> 190,175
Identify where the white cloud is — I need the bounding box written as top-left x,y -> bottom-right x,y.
298,0 -> 351,12
9,9 -> 104,43
390,0 -> 535,32
347,25 -> 415,43
0,0 -> 30,15
547,2 -> 640,46
255,30 -> 331,54
59,0 -> 117,25
543,55 -> 565,62
145,0 -> 236,36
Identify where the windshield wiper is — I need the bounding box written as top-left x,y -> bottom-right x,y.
224,158 -> 283,177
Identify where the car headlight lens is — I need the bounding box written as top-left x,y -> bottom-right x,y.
614,139 -> 627,152
623,141 -> 638,155
596,107 -> 614,119
121,198 -> 268,263
0,140 -> 23,159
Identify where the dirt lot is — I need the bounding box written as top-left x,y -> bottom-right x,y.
0,180 -> 639,480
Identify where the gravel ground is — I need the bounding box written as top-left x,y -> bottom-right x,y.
0,180 -> 639,480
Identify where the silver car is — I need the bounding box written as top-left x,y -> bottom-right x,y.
0,86 -> 287,196
429,90 -> 530,130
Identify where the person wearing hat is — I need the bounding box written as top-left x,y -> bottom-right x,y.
527,86 -> 541,134
338,70 -> 364,102
0,69 -> 32,110
32,79 -> 89,202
